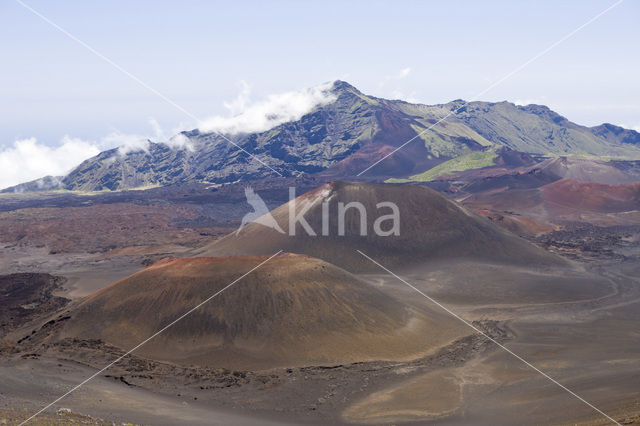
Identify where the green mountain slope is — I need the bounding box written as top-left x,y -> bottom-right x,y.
9,81 -> 640,192
451,101 -> 640,158
408,150 -> 500,182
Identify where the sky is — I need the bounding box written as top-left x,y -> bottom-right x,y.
0,0 -> 639,188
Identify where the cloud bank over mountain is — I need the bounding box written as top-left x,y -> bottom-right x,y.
0,83 -> 340,190
0,137 -> 100,189
5,81 -> 640,192
0,119 -> 194,190
0,131 -> 162,189
198,81 -> 337,135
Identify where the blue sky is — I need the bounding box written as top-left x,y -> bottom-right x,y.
0,0 -> 638,187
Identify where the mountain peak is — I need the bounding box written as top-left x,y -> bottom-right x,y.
11,81 -> 640,192
330,80 -> 360,93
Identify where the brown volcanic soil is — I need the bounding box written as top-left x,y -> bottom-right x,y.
0,408 -> 115,425
198,181 -> 564,272
52,254 -> 467,370
541,179 -> 640,213
0,273 -> 69,335
2,214 -> 639,424
0,201 -> 231,256
466,179 -> 640,234
0,177 -> 327,262
3,179 -> 640,425
472,209 -> 557,237
320,141 -> 440,179
0,179 -> 322,299
431,155 -> 639,197
532,157 -> 639,185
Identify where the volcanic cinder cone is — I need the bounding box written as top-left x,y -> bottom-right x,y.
56,254 -> 467,370
197,181 -> 565,272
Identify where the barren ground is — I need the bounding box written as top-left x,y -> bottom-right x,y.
1,186 -> 639,425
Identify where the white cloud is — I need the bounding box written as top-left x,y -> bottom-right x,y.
0,136 -> 100,190
198,81 -> 336,135
148,118 -> 165,142
0,118 -> 197,190
223,81 -> 251,116
396,67 -> 412,79
102,131 -> 151,155
146,117 -> 194,151
379,67 -> 412,87
166,133 -> 193,150
97,118 -> 194,155
106,119 -> 172,154
0,82 -> 341,190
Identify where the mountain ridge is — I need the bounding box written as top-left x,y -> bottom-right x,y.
197,181 -> 566,272
5,80 -> 640,192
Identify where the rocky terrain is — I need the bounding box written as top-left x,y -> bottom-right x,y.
0,273 -> 69,335
1,179 -> 640,425
1,80 -> 640,425
5,81 -> 640,193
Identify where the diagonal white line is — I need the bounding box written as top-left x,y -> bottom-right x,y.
19,251 -> 283,426
356,249 -> 621,425
15,0 -> 283,177
357,0 -> 624,177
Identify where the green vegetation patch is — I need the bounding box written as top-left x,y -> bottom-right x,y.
409,150 -> 499,181
384,177 -> 413,183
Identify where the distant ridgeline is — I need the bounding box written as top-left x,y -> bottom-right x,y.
5,80 -> 640,193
